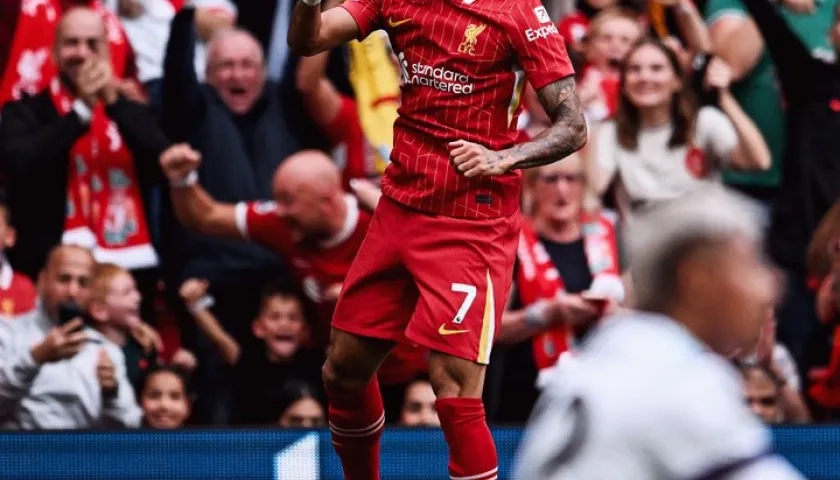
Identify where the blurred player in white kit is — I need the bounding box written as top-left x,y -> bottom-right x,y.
513,187 -> 806,480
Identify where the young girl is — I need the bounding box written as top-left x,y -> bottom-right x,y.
139,365 -> 192,429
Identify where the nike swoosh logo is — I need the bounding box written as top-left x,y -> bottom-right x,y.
388,17 -> 411,27
438,324 -> 470,336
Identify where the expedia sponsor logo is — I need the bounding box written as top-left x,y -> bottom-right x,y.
526,23 -> 559,42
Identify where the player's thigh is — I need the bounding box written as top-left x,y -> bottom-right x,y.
404,212 -> 520,369
331,199 -> 419,364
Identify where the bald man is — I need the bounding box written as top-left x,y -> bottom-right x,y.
0,245 -> 142,429
0,6 -> 168,280
160,143 -> 428,417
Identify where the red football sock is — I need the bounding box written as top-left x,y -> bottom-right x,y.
326,377 -> 385,480
435,397 -> 499,480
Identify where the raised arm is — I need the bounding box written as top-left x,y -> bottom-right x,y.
162,7 -> 205,141
500,76 -> 588,171
159,144 -> 241,239
740,0 -> 825,105
288,0 -> 370,57
296,48 -> 343,129
180,279 -> 240,365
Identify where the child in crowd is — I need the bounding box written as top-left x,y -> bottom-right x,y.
89,263 -> 197,392
0,202 -> 36,317
180,279 -> 323,425
277,381 -> 326,428
139,365 -> 193,429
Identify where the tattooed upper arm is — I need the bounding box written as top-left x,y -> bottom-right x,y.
537,75 -> 585,126
534,75 -> 587,153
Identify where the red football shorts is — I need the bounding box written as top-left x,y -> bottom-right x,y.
332,197 -> 520,365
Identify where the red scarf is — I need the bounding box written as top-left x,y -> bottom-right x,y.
0,0 -> 131,106
517,212 -> 623,371
50,78 -> 157,269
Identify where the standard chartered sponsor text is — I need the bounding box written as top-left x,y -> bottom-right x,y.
409,62 -> 474,94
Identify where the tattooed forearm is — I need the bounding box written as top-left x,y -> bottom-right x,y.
502,76 -> 588,171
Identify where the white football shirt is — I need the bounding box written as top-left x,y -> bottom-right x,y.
513,312 -> 805,480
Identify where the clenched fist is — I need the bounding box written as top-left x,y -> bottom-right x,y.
160,144 -> 202,183
448,140 -> 510,178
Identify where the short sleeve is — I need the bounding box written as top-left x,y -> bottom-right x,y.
234,201 -> 291,253
650,355 -> 772,479
339,0 -> 382,40
696,106 -> 739,166
506,1 -> 575,90
704,0 -> 749,26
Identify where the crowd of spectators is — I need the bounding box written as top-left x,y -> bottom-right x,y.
0,0 -> 839,432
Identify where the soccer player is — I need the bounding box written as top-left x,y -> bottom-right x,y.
513,188 -> 805,480
288,1 -> 588,480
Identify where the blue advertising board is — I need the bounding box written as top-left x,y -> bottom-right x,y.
0,427 -> 837,479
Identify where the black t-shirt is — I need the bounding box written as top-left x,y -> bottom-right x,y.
230,345 -> 324,425
485,237 -> 593,423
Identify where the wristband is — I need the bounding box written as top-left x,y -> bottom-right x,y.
171,170 -> 198,188
524,300 -> 549,331
301,0 -> 321,6
72,99 -> 93,124
189,295 -> 215,314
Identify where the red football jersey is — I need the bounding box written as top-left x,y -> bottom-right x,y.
235,196 -> 428,384
341,0 -> 575,219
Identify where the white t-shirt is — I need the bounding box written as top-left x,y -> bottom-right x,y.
596,107 -> 739,207
513,312 -> 805,480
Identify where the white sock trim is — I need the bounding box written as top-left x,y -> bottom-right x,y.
450,466 -> 499,480
329,412 -> 385,437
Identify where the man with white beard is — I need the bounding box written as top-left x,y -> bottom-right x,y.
513,187 -> 805,480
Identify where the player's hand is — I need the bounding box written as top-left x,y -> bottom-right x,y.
160,144 -> 202,183
30,318 -> 87,364
96,348 -> 118,399
448,140 -> 510,178
179,278 -> 210,305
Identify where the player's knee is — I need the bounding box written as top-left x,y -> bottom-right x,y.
322,356 -> 373,392
428,351 -> 486,399
322,330 -> 388,391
